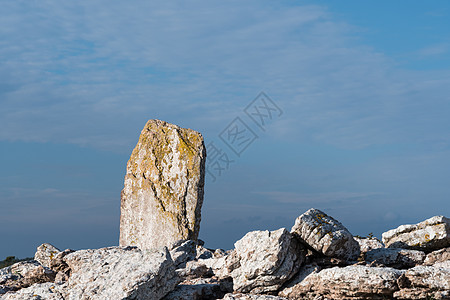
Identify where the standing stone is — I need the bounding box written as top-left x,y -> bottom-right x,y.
120,119 -> 206,250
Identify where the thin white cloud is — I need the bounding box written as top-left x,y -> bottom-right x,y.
0,0 -> 449,154
417,43 -> 449,57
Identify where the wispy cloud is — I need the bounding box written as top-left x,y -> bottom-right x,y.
417,43 -> 449,57
1,1 -> 449,153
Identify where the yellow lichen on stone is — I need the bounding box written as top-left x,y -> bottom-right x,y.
119,119 -> 206,250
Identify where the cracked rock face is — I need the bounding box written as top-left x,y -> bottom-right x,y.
0,261 -> 56,294
1,282 -> 65,300
63,246 -> 179,300
290,208 -> 360,261
423,247 -> 450,265
395,264 -> 450,299
279,265 -> 404,299
34,243 -> 61,268
364,248 -> 425,269
354,237 -> 384,254
225,228 -> 305,294
120,119 -> 206,250
382,216 -> 450,251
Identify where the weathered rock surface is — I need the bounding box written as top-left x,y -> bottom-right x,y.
62,246 -> 179,299
279,265 -> 404,299
120,119 -> 206,250
34,243 -> 61,268
278,263 -> 321,298
176,260 -> 214,280
382,215 -> 450,251
291,208 -> 360,261
0,261 -> 55,294
1,282 -> 65,300
354,237 -> 384,253
164,277 -> 232,300
48,249 -> 74,283
365,248 -> 425,268
424,247 -> 450,265
3,204 -> 450,300
224,228 -> 305,294
395,264 -> 450,299
169,240 -> 198,268
222,293 -> 288,300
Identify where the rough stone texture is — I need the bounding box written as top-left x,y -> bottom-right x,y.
365,248 -> 425,268
169,240 -> 197,268
395,265 -> 450,299
382,215 -> 450,251
1,282 -> 65,300
62,246 -> 179,300
163,277 -> 232,300
120,119 -> 206,250
176,260 -> 214,280
48,249 -> 74,283
423,246 -> 450,265
278,263 -> 321,298
34,243 -> 61,268
199,254 -> 229,278
222,293 -> 288,300
0,261 -> 55,294
279,265 -> 404,299
306,255 -> 348,268
224,228 -> 305,294
354,237 -> 384,253
291,208 -> 360,261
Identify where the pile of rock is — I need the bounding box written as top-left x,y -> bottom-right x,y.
1,209 -> 448,299
1,120 -> 448,299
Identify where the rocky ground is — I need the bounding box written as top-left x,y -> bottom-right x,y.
1,208 -> 449,300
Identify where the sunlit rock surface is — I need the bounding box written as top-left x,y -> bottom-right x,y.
120,119 -> 206,250
224,228 -> 305,294
290,208 -> 360,261
382,216 -> 450,251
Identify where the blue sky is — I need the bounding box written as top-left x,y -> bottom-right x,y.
1,1 -> 450,259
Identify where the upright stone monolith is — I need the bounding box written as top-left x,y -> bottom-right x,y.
119,119 -> 206,250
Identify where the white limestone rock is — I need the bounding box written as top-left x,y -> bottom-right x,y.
34,243 -> 61,268
224,228 -> 305,294
163,277 -> 231,300
382,215 -> 450,251
199,255 -> 229,278
354,237 -> 384,253
395,264 -> 450,299
1,282 -> 65,300
365,248 -> 425,268
278,263 -> 321,298
120,119 -> 206,250
0,261 -> 55,294
291,208 -> 360,261
279,265 -> 404,299
62,246 -> 179,300
169,240 -> 197,268
424,247 -> 450,265
175,260 -> 213,280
